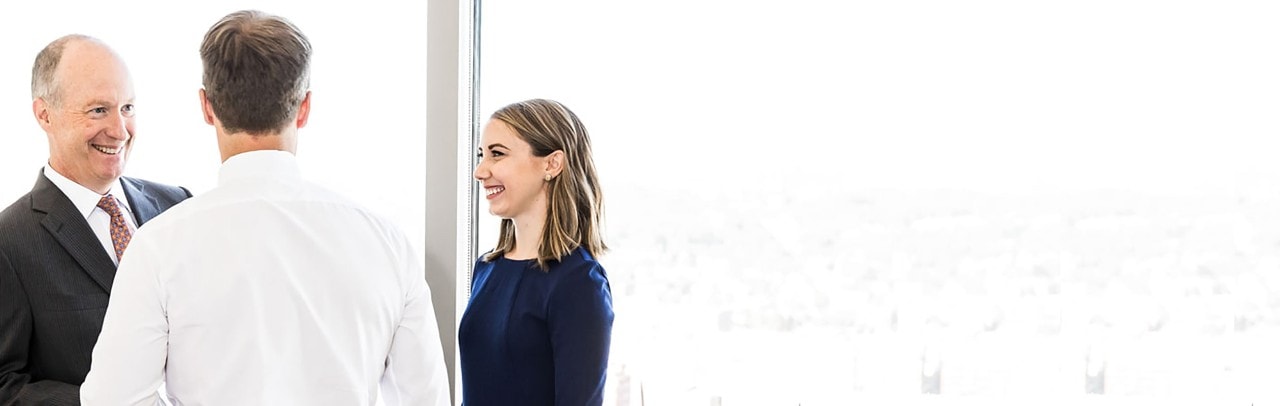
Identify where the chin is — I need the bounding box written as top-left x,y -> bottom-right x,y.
488,210 -> 516,220
98,169 -> 125,182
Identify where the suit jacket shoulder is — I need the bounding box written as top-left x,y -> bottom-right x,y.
0,173 -> 56,240
120,177 -> 194,226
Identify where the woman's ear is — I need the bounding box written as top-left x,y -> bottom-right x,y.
545,150 -> 566,178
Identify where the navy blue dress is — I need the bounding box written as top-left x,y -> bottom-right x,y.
459,247 -> 614,406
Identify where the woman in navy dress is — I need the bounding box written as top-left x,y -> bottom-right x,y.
460,99 -> 613,406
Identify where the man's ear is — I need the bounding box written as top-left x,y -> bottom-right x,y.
295,91 -> 311,129
32,98 -> 52,132
545,150 -> 566,178
199,89 -> 216,126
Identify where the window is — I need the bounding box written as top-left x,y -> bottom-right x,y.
477,0 -> 1280,404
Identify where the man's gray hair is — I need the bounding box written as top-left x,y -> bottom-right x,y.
31,34 -> 99,107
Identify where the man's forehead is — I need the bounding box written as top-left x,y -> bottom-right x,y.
56,80 -> 135,107
53,54 -> 134,106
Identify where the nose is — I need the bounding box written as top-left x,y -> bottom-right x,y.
473,159 -> 489,181
107,110 -> 132,141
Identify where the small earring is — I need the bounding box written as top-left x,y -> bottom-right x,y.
544,173 -> 552,182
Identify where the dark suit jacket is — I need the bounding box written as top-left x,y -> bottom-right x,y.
0,170 -> 191,405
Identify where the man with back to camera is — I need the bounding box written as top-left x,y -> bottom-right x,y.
0,34 -> 193,405
80,10 -> 450,406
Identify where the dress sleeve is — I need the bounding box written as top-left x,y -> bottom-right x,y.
547,262 -> 614,406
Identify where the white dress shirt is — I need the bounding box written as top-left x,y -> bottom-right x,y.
43,164 -> 138,265
81,150 -> 449,406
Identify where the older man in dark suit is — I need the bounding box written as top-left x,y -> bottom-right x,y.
0,34 -> 191,405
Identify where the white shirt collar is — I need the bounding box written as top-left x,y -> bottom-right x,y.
218,150 -> 302,187
42,163 -> 134,220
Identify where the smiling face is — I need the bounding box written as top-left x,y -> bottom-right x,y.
36,40 -> 136,195
474,119 -> 554,222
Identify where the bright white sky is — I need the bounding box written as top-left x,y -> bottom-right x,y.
480,0 -> 1280,197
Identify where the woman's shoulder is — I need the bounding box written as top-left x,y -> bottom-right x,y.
548,247 -> 608,288
556,247 -> 604,271
546,248 -> 612,313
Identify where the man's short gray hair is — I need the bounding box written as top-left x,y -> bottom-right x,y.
31,34 -> 98,107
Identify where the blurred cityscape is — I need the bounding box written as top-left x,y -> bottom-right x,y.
600,186 -> 1280,405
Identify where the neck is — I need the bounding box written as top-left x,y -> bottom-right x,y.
219,127 -> 298,162
47,160 -> 112,195
508,206 -> 546,260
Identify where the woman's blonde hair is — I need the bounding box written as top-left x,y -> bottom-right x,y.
483,99 -> 606,270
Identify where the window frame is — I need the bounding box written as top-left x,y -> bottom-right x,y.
424,0 -> 479,403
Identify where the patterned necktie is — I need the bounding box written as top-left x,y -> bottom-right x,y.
96,194 -> 132,261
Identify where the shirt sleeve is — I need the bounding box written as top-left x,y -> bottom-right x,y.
80,234 -> 168,406
548,262 -> 615,406
379,236 -> 451,406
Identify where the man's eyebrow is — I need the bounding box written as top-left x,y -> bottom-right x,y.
81,99 -> 130,108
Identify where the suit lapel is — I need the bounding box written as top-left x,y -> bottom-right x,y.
30,171 -> 118,293
120,177 -> 161,225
